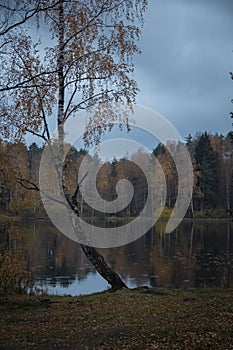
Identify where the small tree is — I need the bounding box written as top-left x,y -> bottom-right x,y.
0,225 -> 34,295
0,0 -> 148,290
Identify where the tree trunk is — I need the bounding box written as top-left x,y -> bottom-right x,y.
62,177 -> 127,291
57,0 -> 126,292
81,244 -> 127,290
66,185 -> 127,291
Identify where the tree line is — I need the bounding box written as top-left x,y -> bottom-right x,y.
1,130 -> 233,219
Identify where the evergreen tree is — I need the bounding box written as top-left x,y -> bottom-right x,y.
195,132 -> 218,209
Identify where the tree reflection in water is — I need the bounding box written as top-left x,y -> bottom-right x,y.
0,220 -> 232,295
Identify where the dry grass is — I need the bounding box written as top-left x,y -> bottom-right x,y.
0,288 -> 233,349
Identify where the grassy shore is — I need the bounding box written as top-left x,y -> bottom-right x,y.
0,288 -> 233,349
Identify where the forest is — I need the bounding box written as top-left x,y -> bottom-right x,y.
1,130 -> 233,220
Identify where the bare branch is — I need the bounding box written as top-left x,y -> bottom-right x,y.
40,102 -> 51,141
0,1 -> 64,36
24,127 -> 47,142
63,75 -> 109,90
17,178 -> 40,191
0,70 -> 57,92
65,89 -> 114,120
71,171 -> 88,206
17,178 -> 65,206
64,81 -> 78,120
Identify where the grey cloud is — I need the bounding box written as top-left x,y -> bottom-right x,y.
135,0 -> 233,137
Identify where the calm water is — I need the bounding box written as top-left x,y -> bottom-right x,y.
1,219 -> 233,295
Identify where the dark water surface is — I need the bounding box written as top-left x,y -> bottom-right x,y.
1,219 -> 233,295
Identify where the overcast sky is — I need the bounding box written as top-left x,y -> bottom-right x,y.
134,0 -> 233,138
25,0 -> 233,151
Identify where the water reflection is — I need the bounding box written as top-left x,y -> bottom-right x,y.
0,219 -> 232,295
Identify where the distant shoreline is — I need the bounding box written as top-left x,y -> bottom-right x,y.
1,214 -> 232,223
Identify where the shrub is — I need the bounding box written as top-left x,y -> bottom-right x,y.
195,208 -> 228,219
0,248 -> 34,295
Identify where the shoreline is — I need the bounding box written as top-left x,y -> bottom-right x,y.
0,214 -> 232,223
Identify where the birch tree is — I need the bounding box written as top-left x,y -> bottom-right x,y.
0,0 -> 148,290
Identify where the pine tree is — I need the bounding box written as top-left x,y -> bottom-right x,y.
195,132 -> 218,210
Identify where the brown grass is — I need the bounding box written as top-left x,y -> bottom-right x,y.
0,288 -> 233,349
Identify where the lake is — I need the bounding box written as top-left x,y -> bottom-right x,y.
0,219 -> 233,295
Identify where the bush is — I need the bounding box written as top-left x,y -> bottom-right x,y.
195,208 -> 228,219
160,207 -> 173,218
0,248 -> 34,295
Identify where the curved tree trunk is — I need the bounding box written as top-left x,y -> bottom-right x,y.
81,244 -> 127,290
64,183 -> 127,291
61,169 -> 127,291
70,189 -> 127,291
57,1 -> 126,292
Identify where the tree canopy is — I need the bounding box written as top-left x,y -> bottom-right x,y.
0,0 -> 148,145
